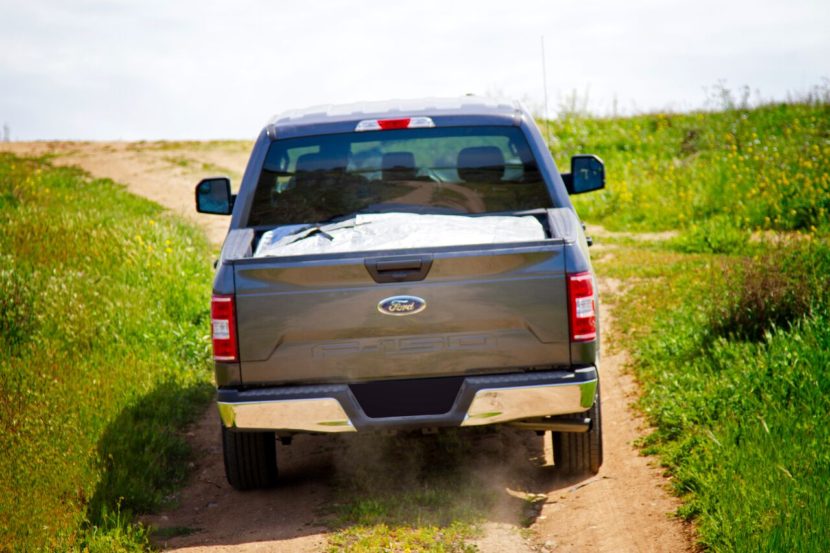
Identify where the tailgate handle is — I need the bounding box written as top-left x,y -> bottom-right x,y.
365,255 -> 434,283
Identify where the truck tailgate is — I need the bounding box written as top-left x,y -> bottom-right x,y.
233,243 -> 570,385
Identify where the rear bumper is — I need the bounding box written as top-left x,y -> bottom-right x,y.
217,367 -> 597,433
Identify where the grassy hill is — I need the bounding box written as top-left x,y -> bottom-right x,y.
559,101 -> 830,235
0,155 -> 215,550
547,100 -> 830,552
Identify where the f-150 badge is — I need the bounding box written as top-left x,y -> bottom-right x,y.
378,296 -> 426,316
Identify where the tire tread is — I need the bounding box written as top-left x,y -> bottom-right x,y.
222,427 -> 278,490
552,386 -> 603,475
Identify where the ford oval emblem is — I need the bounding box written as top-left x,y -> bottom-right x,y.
378,295 -> 427,316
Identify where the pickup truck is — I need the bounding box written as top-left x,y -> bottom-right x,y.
195,97 -> 605,490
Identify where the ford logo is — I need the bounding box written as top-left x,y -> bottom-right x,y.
378,295 -> 427,316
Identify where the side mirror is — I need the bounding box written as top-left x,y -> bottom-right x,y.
195,177 -> 234,215
562,155 -> 605,195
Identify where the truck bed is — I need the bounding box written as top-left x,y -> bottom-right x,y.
222,208 -> 582,387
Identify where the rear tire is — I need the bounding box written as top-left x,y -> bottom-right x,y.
221,426 -> 278,490
552,383 -> 603,475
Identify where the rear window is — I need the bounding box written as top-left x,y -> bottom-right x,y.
247,125 -> 552,227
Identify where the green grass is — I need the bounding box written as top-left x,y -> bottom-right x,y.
553,101 -> 830,235
0,154 -> 215,551
552,97 -> 830,551
594,237 -> 830,552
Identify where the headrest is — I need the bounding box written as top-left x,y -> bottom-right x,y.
295,153 -> 330,173
294,152 -> 346,171
382,151 -> 417,181
457,146 -> 505,183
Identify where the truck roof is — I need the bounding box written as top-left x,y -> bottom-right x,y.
266,96 -> 526,138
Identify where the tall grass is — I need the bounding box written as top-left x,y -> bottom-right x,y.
552,101 -> 830,234
610,237 -> 830,552
0,154 -> 214,550
556,97 -> 830,551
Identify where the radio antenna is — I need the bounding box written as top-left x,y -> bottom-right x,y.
540,36 -> 551,143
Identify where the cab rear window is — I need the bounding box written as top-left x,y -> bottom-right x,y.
247,126 -> 552,227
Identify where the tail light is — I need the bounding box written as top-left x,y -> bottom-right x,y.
567,272 -> 597,342
355,117 -> 435,132
211,294 -> 238,362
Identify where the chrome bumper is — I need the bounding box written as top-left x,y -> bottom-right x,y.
218,397 -> 356,433
218,367 -> 597,433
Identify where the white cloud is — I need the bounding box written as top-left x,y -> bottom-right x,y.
1,0 -> 828,139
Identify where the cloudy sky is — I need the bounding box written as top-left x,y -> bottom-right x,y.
1,0 -> 828,140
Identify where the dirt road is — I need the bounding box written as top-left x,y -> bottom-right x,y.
2,142 -> 693,552
0,140 -> 251,245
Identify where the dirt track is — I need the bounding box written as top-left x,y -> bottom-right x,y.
2,142 -> 693,552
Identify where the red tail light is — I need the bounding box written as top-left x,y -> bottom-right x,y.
355,117 -> 435,132
211,294 -> 238,362
567,272 -> 597,342
377,118 -> 411,130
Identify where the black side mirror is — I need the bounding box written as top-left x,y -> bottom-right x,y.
195,177 -> 234,215
562,155 -> 605,195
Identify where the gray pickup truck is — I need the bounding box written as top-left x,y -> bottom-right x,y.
195,97 -> 605,490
